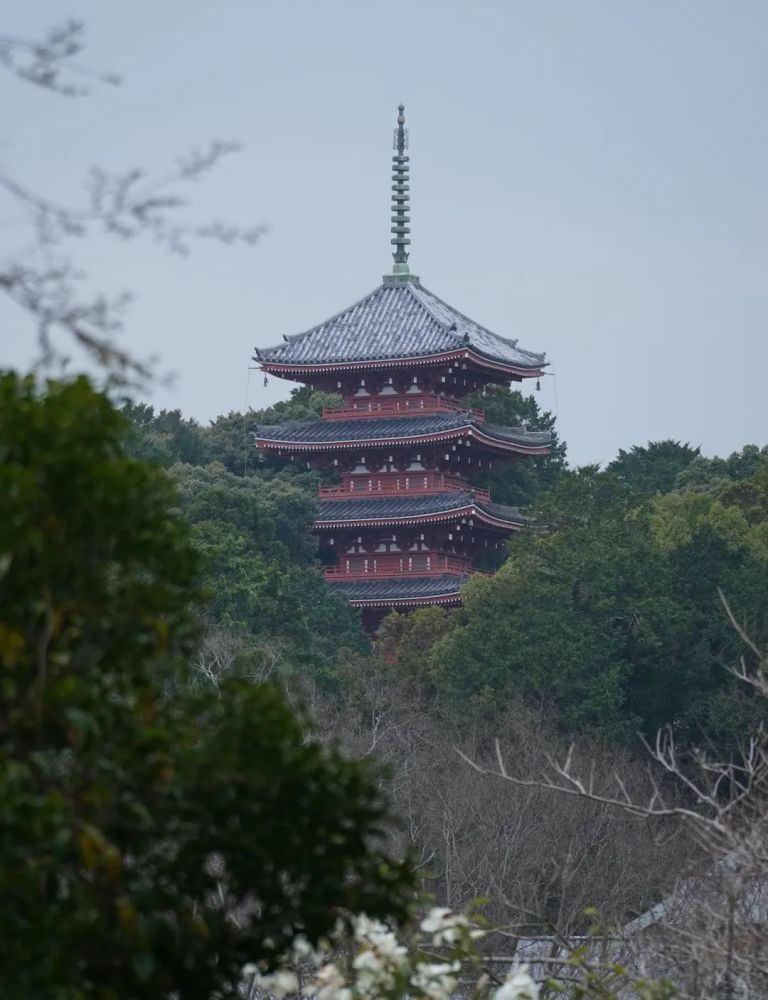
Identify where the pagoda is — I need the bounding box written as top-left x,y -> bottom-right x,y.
254,105 -> 550,631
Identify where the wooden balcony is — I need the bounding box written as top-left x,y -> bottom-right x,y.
318,472 -> 491,502
324,553 -> 473,580
322,395 -> 485,422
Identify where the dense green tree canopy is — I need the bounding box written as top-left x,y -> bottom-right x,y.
121,401 -> 210,467
430,453 -> 768,746
0,374 -> 412,998
676,444 -> 768,492
606,440 -> 700,498
172,461 -> 367,670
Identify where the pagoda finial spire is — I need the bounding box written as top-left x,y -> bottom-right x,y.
390,103 -> 411,276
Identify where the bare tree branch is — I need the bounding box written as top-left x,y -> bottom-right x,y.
0,20 -> 120,95
0,20 -> 266,385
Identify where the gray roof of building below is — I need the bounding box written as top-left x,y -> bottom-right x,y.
253,412 -> 551,449
327,573 -> 470,604
254,280 -> 546,372
315,491 -> 526,527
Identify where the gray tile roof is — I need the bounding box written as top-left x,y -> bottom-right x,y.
483,499 -> 532,523
315,491 -> 525,527
254,280 -> 546,371
254,412 -> 551,448
327,573 -> 469,604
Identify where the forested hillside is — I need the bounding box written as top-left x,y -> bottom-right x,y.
123,387 -> 768,753
113,385 -> 768,961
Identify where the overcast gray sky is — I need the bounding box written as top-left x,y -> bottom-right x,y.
2,1 -> 766,466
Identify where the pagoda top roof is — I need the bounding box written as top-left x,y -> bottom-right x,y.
315,490 -> 526,530
327,572 -> 469,607
254,278 -> 547,377
253,411 -> 551,455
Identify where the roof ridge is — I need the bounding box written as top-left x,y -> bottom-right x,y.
414,282 -> 546,363
413,282 -> 511,341
404,281 -> 458,338
270,282 -> 389,347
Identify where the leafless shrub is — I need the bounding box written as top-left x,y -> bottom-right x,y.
458,594 -> 768,998
306,659 -> 690,950
191,629 -> 289,690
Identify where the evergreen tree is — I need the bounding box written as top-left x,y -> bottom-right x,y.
0,374 -> 412,997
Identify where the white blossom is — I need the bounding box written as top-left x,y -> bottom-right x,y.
257,969 -> 299,998
352,947 -> 397,993
290,934 -> 324,966
352,948 -> 384,973
353,914 -> 407,968
352,914 -> 385,939
419,906 -> 475,946
309,962 -> 351,1000
493,965 -> 539,1000
410,959 -> 461,1000
420,908 -> 455,933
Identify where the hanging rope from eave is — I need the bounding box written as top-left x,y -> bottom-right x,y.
548,371 -> 560,429
244,364 -> 261,477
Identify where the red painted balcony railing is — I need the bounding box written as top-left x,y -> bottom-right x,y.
318,472 -> 491,503
324,553 -> 473,580
322,395 -> 485,422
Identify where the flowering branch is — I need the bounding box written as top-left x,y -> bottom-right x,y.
239,907 -> 675,1000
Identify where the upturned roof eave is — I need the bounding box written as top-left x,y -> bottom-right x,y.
253,414 -> 551,455
345,591 -> 465,608
255,345 -> 546,378
254,429 -> 551,457
327,574 -> 470,607
314,503 -> 525,533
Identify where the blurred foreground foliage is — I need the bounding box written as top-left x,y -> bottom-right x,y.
0,373 -> 413,998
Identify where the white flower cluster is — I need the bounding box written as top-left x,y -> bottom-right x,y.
493,965 -> 540,1000
419,907 -> 477,947
241,908 -> 538,1000
342,914 -> 408,997
410,958 -> 461,1000
241,965 -> 299,999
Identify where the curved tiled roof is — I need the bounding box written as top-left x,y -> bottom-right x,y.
254,412 -> 551,450
254,280 -> 546,373
315,491 -> 526,529
327,573 -> 469,606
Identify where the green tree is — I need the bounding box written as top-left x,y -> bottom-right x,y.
676,444 -> 768,492
465,385 -> 567,506
0,373 -> 412,998
430,473 -> 636,741
431,460 -> 768,746
121,401 -> 210,467
377,606 -> 458,687
199,387 -> 344,477
607,440 -> 700,498
172,461 -> 368,672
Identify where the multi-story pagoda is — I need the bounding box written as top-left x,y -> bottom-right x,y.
254,105 -> 551,631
